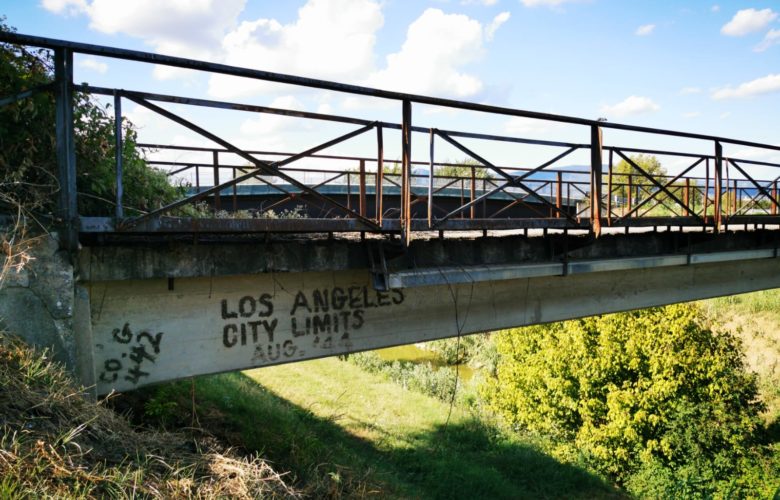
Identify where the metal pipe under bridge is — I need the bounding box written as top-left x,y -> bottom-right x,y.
2,32 -> 780,394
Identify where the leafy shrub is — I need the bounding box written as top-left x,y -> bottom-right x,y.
419,333 -> 499,374
480,304 -> 776,496
347,352 -> 460,402
0,19 -> 183,217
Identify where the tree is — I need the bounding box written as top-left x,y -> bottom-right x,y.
435,159 -> 493,180
0,19 -> 183,217
480,304 -> 773,496
610,154 -> 702,216
610,154 -> 665,208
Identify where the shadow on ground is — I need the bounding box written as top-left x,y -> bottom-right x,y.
143,371 -> 625,499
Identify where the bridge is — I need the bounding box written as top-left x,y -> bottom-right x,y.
2,32 -> 780,395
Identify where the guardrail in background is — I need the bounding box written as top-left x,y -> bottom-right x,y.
2,31 -> 780,249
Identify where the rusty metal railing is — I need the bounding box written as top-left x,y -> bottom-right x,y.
2,31 -> 780,248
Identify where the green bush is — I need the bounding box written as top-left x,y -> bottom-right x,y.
0,19 -> 184,217
480,304 -> 776,496
348,352 -> 460,402
420,334 -> 499,374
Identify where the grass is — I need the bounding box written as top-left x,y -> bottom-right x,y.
163,358 -> 624,499
700,288 -> 780,423
0,332 -> 298,498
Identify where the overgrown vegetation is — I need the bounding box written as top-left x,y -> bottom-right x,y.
347,351 -> 463,402
702,289 -> 780,425
480,304 -> 779,498
0,333 -> 298,498
0,19 -> 183,218
340,303 -> 780,497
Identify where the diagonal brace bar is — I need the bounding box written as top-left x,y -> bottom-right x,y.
728,159 -> 780,211
614,150 -> 704,225
616,157 -> 704,222
434,130 -> 578,224
514,146 -> 579,182
121,93 -> 379,228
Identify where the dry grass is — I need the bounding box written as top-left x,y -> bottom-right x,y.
701,291 -> 780,423
0,332 -> 299,499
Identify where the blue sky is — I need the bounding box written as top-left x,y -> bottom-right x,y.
3,0 -> 779,179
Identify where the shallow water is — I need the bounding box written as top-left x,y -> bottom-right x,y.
374,344 -> 475,381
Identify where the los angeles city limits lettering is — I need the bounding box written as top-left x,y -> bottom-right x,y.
219,285 -> 404,363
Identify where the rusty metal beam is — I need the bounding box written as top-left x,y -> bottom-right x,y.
590,126 -> 603,236
7,32 -> 780,152
54,47 -> 78,251
120,94 -> 379,229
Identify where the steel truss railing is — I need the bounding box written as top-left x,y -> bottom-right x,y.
2,31 -> 780,249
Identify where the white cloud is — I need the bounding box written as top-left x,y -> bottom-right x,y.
90,0 -> 245,79
505,116 -> 564,135
208,0 -> 383,99
635,24 -> 655,36
520,0 -> 580,7
720,111 -> 731,119
486,11 -> 511,41
599,96 -> 660,118
679,86 -> 702,95
85,0 -> 244,45
681,111 -> 700,118
712,74 -> 780,99
364,8 -> 501,98
40,0 -> 86,15
721,8 -> 777,36
711,5 -> 720,13
239,96 -> 308,137
461,0 -> 498,5
77,57 -> 108,74
754,28 -> 780,52
43,0 -> 246,80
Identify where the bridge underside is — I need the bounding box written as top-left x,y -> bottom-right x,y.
75,230 -> 780,394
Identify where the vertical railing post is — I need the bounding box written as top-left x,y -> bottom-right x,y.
627,173 -> 633,216
732,179 -> 738,216
212,150 -> 221,213
607,149 -> 613,225
684,177 -> 691,217
590,126 -> 603,236
773,181 -> 778,215
401,100 -> 412,244
54,47 -> 78,251
428,129 -> 434,228
376,124 -> 384,225
459,178 -> 464,219
549,182 -> 554,218
714,142 -> 723,231
346,170 -> 352,211
703,159 -> 710,223
470,165 -> 476,220
195,165 -> 200,192
359,159 -> 367,217
113,90 -> 124,219
556,171 -> 562,218
232,167 -> 238,212
482,178 -> 487,218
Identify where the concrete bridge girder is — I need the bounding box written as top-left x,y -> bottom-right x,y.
83,255 -> 780,394
5,230 -> 780,395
